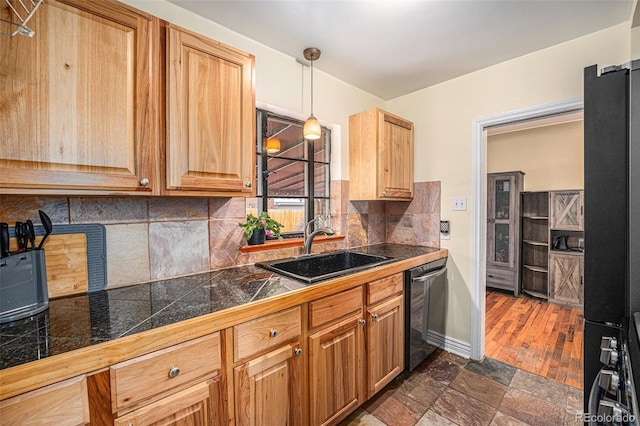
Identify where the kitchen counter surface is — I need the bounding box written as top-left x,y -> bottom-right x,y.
0,243 -> 447,400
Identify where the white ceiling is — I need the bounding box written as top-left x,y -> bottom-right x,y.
167,0 -> 635,100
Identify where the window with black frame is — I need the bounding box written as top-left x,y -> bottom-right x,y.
255,109 -> 331,238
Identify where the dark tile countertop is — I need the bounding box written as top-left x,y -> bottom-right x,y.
0,244 -> 443,371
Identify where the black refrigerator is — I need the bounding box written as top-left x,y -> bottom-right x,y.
583,61 -> 640,417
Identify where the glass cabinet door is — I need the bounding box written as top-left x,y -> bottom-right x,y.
494,179 -> 511,220
488,175 -> 515,268
494,223 -> 510,263
494,179 -> 511,264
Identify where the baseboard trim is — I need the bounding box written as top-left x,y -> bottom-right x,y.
427,330 -> 472,359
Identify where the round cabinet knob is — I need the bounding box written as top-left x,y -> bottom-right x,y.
245,181 -> 252,188
359,319 -> 366,326
168,366 -> 180,378
270,329 -> 278,337
294,348 -> 303,356
381,191 -> 387,197
371,313 -> 379,320
139,178 -> 150,187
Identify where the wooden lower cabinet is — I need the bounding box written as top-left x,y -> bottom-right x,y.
114,378 -> 224,426
309,314 -> 365,426
367,294 -> 404,397
549,252 -> 584,308
234,342 -> 303,425
0,375 -> 89,426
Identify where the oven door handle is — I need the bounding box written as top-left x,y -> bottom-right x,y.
412,267 -> 446,283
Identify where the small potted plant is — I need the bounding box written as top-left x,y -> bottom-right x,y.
239,212 -> 284,245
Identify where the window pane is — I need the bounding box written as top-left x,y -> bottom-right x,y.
314,163 -> 329,197
268,198 -> 307,233
264,118 -> 306,160
314,199 -> 330,223
267,159 -> 307,197
313,133 -> 330,163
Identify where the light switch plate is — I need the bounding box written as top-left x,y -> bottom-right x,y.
453,197 -> 467,211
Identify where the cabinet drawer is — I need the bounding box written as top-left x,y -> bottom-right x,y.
234,306 -> 301,362
309,286 -> 363,329
0,375 -> 89,426
110,333 -> 221,412
486,267 -> 515,287
367,273 -> 404,305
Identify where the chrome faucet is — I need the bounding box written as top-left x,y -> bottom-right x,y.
303,216 -> 335,255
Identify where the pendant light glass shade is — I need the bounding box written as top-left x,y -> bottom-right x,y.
303,115 -> 321,140
303,47 -> 321,140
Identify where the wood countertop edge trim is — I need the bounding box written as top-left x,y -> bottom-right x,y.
0,248 -> 447,401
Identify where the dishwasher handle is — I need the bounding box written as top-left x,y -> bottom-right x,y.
411,267 -> 446,283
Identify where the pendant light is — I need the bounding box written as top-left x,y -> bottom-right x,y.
303,47 -> 322,140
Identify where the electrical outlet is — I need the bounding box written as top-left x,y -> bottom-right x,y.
453,197 -> 467,211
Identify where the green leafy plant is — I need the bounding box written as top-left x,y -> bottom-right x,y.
238,212 -> 284,240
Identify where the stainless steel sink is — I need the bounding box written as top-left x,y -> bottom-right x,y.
255,251 -> 395,284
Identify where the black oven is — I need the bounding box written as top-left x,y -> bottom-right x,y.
586,321 -> 638,425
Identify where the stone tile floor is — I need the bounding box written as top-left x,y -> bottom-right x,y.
340,349 -> 583,426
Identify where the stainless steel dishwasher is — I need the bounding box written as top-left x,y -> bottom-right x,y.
404,257 -> 447,371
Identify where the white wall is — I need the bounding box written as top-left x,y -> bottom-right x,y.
120,0 -> 386,180
387,23 -> 630,343
487,121 -> 584,192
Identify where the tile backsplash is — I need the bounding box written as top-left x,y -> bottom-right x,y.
0,180 -> 440,288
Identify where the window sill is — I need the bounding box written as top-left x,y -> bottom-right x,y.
239,235 -> 345,253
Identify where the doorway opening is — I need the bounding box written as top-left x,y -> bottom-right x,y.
470,98 -> 584,385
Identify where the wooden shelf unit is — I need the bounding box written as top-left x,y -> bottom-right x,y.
521,191 -> 549,299
520,190 -> 585,308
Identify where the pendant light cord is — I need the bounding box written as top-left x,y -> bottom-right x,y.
310,58 -> 314,116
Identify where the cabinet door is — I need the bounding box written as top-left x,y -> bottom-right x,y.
550,191 -> 584,230
309,315 -> 364,426
379,112 -> 413,199
114,378 -> 223,426
0,0 -> 156,194
166,24 -> 255,196
367,294 -> 404,398
549,253 -> 583,308
234,342 -> 303,426
487,174 -> 518,268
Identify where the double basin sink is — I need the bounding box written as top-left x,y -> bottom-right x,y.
255,250 -> 395,284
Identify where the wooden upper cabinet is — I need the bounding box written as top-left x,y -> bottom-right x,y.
349,108 -> 414,201
165,24 -> 256,196
550,190 -> 584,230
0,0 -> 157,194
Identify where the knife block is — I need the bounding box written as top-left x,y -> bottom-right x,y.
0,250 -> 49,324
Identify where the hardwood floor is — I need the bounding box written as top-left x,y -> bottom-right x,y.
485,290 -> 584,389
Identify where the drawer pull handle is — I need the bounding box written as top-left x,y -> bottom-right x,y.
270,329 -> 278,337
371,313 -> 379,320
359,319 -> 366,326
168,366 -> 180,378
294,348 -> 302,356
